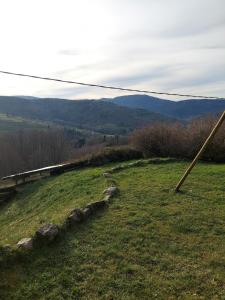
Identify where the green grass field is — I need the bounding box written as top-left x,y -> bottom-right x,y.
0,168 -> 107,246
0,113 -> 50,133
0,113 -> 108,138
1,160 -> 225,299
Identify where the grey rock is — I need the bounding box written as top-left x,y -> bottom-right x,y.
102,172 -> 111,178
86,200 -> 107,212
35,224 -> 59,242
17,238 -> 33,250
111,165 -> 123,172
103,194 -> 111,202
83,207 -> 92,218
1,244 -> 12,253
67,208 -> 84,225
103,186 -> 118,197
106,178 -> 117,186
128,162 -> 136,167
129,160 -> 145,167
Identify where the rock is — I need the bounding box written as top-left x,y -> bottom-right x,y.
103,186 -> 118,197
86,200 -> 107,212
35,224 -> 59,242
111,165 -> 123,172
107,179 -> 117,186
128,162 -> 137,167
103,194 -> 111,202
82,207 -> 92,218
17,238 -> 33,250
102,172 -> 111,178
129,160 -> 145,167
1,244 -> 12,253
66,208 -> 84,225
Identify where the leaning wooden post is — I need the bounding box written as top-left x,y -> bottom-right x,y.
175,110 -> 225,192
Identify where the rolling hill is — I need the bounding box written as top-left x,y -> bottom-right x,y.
107,94 -> 225,119
1,94 -> 224,135
0,96 -> 172,134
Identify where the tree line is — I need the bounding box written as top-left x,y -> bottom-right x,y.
0,129 -> 128,178
0,115 -> 224,178
0,130 -> 75,178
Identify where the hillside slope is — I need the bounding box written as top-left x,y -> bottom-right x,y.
1,160 -> 225,299
0,113 -> 51,133
0,96 -> 171,134
0,167 -> 106,245
108,94 -> 225,119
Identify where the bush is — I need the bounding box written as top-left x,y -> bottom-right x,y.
130,115 -> 225,162
67,146 -> 143,167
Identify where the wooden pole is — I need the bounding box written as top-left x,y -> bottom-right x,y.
175,111 -> 225,192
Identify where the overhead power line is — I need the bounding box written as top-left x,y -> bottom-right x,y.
0,70 -> 224,100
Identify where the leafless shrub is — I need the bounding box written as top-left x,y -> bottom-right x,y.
130,115 -> 225,162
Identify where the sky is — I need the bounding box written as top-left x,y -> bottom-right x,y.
0,0 -> 224,100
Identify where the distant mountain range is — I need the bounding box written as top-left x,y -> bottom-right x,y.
0,95 -> 224,135
106,95 -> 225,119
0,96 -> 172,134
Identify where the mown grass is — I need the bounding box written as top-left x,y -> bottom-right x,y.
0,168 -> 107,245
1,160 -> 225,299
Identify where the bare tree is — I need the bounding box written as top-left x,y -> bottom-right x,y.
0,129 -> 74,177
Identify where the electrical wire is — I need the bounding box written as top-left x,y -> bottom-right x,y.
0,70 -> 224,99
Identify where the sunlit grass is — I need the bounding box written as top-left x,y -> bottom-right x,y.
0,168 -> 107,245
1,161 -> 225,299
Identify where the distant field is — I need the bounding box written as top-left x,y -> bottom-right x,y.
0,113 -> 50,132
1,160 -> 225,299
0,113 -> 109,138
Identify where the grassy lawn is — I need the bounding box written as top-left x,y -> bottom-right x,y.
1,160 -> 225,299
0,168 -> 107,246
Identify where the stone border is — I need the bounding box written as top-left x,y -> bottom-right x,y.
104,157 -> 179,175
0,158 -> 178,260
0,149 -> 141,206
0,171 -> 119,260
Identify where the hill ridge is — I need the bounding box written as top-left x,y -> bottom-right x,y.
0,96 -> 172,135
107,94 -> 225,119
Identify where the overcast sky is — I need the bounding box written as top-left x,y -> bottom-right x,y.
0,0 -> 224,100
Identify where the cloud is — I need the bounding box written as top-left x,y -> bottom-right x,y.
58,49 -> 80,56
0,0 -> 224,100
